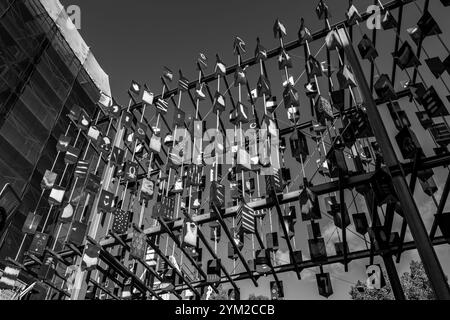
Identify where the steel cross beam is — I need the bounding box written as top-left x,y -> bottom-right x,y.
144,235 -> 202,299
158,218 -> 210,282
211,204 -> 259,287
347,1 -> 354,113
338,170 -> 349,272
33,154 -> 450,261
384,202 -> 397,235
133,87 -> 174,149
395,152 -> 422,262
412,0 -> 430,84
391,1 -> 404,85
253,228 -> 283,289
5,257 -> 70,299
45,248 -> 121,301
220,63 -> 237,111
111,85 -> 413,177
279,88 -> 413,137
369,0 -> 378,92
199,66 -> 230,138
195,223 -> 240,293
85,236 -> 162,300
89,278 -> 120,300
160,78 -> 180,111
244,53 -> 293,285
122,171 -> 374,239
109,230 -> 163,283
94,106 -> 161,177
365,189 -> 379,265
99,248 -> 161,300
134,168 -> 161,182
45,248 -> 70,267
430,170 -> 450,240
272,192 -> 301,279
174,196 -> 239,294
129,101 -> 172,152
132,108 -> 168,159
359,181 -> 406,301
303,30 -> 317,126
114,127 -> 150,175
158,236 -> 448,292
86,262 -> 124,300
45,280 -> 71,299
64,117 -> 110,165
96,264 -> 124,289
24,257 -> 74,300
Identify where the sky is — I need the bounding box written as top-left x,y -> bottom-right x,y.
58,0 -> 450,300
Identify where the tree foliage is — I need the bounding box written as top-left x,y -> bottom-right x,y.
400,261 -> 435,300
349,261 -> 436,300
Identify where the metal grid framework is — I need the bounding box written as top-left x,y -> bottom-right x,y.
3,0 -> 450,300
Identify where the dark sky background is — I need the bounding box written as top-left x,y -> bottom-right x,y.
62,0 -> 399,105
58,0 -> 450,299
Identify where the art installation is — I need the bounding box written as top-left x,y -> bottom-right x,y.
0,0 -> 450,302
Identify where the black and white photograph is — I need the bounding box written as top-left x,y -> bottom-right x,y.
1,0 -> 450,309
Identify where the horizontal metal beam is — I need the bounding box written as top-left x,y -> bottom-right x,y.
144,235 -> 202,299
86,236 -> 162,300
272,192 -> 301,279
159,236 -> 449,292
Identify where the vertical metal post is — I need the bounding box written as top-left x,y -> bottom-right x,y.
337,27 -> 450,300
363,190 -> 405,299
382,254 -> 406,300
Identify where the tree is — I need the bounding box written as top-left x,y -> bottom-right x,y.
349,261 -> 436,300
248,294 -> 270,300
